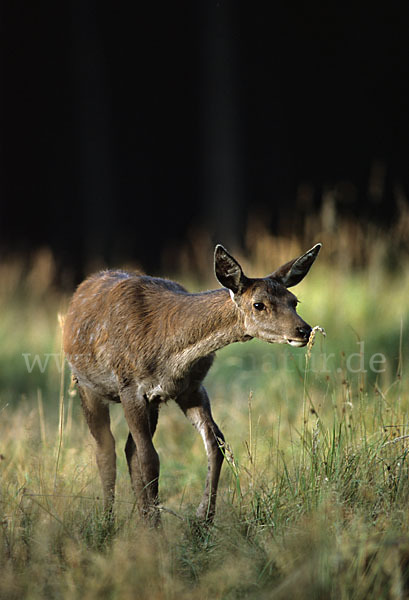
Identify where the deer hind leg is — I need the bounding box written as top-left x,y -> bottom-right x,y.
121,389 -> 160,524
78,385 -> 116,514
177,385 -> 225,522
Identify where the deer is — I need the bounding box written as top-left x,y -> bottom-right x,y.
63,243 -> 321,525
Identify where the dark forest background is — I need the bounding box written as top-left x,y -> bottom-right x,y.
1,1 -> 408,278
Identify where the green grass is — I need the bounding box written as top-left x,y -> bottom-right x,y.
1,246 -> 409,598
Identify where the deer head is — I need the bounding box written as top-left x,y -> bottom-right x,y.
214,243 -> 321,347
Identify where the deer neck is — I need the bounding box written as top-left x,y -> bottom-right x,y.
169,288 -> 248,368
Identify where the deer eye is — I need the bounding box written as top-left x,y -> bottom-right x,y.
253,302 -> 265,311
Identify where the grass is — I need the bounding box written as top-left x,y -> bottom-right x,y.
1,228 -> 409,599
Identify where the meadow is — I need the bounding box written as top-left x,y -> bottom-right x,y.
1,216 -> 409,599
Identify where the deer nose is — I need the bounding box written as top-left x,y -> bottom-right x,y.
297,325 -> 311,340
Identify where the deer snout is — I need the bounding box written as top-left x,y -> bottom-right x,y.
296,325 -> 312,340
287,324 -> 311,347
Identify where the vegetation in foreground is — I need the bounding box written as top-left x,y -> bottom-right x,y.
1,222 -> 409,599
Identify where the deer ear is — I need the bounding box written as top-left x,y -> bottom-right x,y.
214,245 -> 248,294
270,243 -> 322,288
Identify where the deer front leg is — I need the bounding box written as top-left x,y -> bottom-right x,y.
120,387 -> 160,525
79,386 -> 116,515
177,386 -> 225,522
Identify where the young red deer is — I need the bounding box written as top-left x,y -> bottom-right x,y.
63,243 -> 321,523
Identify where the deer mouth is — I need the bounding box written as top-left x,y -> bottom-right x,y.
287,339 -> 308,348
